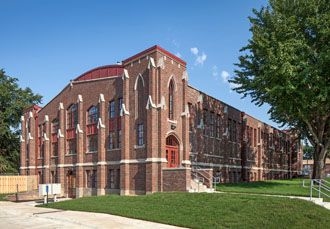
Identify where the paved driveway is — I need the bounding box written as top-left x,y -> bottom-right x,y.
0,201 -> 186,229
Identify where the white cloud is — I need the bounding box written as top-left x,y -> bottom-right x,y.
196,53 -> 207,65
190,47 -> 199,55
221,70 -> 230,82
190,47 -> 207,66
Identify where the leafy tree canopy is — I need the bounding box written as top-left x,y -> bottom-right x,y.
0,69 -> 42,173
230,0 -> 330,178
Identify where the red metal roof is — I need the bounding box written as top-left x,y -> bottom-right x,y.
122,45 -> 186,66
74,65 -> 124,82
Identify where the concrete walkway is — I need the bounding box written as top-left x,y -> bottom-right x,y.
0,201 -> 186,229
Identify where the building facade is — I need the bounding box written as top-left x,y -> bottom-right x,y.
20,46 -> 303,197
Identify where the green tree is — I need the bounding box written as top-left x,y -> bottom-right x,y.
0,69 -> 42,173
230,0 -> 330,179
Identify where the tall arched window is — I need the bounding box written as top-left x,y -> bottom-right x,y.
168,79 -> 174,120
87,106 -> 98,124
67,104 -> 78,129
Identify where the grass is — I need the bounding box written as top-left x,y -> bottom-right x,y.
216,178 -> 330,201
0,193 -> 9,201
216,179 -> 310,196
40,192 -> 330,229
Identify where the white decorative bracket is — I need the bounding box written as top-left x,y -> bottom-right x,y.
157,57 -> 165,69
120,103 -> 130,116
122,69 -> 130,80
70,80 -> 73,88
197,119 -> 204,129
146,95 -> 157,109
223,127 -> 229,137
148,57 -> 156,69
58,102 -> 64,110
197,94 -> 203,103
29,111 -> 33,118
20,135 -> 25,143
44,115 -> 49,123
99,93 -> 105,103
181,104 -> 190,117
28,132 -> 34,140
43,133 -> 49,141
76,124 -> 83,134
224,105 -> 228,114
21,116 -> 25,122
57,129 -> 64,138
77,94 -> 83,103
97,118 -> 106,129
157,96 -> 166,110
182,70 -> 188,81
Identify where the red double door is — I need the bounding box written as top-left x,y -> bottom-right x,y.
165,136 -> 179,168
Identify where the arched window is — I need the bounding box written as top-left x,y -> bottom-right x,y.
168,79 -> 174,120
67,104 -> 78,129
88,106 -> 99,124
135,75 -> 144,119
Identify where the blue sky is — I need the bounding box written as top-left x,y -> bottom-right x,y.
1,0 -> 281,127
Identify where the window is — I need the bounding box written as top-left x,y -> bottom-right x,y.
67,139 -> 76,154
118,98 -> 123,116
67,104 -> 78,129
137,124 -> 144,146
109,100 -> 115,119
210,112 -> 215,137
117,130 -> 122,148
203,109 -> 208,135
168,79 -> 174,120
254,128 -> 257,147
108,169 -> 115,189
88,106 -> 98,124
86,170 -> 97,188
108,131 -> 116,150
216,114 -> 221,138
51,119 -> 58,156
87,134 -> 98,152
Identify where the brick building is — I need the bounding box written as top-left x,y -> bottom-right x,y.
20,45 -> 303,197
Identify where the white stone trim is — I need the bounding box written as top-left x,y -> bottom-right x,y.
44,115 -> 49,122
157,57 -> 165,69
134,73 -> 145,90
57,129 -> 64,138
122,69 -> 130,80
120,103 -> 130,116
21,116 -> 25,121
145,158 -> 167,163
29,111 -> 33,118
76,124 -> 83,134
58,102 -> 64,110
99,93 -> 105,103
146,95 -> 157,109
148,57 -> 156,69
97,118 -> 106,129
181,104 -> 190,117
157,96 -> 166,109
77,94 -> 83,103
182,160 -> 191,165
167,119 -> 178,124
182,70 -> 188,81
28,132 -> 34,140
197,94 -> 203,103
43,133 -> 49,141
20,135 -> 25,143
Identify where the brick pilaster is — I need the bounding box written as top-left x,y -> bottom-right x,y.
43,115 -> 50,183
76,95 -> 84,198
97,94 -> 106,195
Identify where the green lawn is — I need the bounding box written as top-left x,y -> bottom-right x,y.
40,192 -> 330,229
216,179 -> 310,196
216,178 -> 330,201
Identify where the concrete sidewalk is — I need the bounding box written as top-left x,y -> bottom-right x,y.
0,201 -> 186,229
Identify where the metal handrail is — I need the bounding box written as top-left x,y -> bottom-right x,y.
310,179 -> 330,200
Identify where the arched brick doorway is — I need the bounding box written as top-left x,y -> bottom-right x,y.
166,135 -> 179,168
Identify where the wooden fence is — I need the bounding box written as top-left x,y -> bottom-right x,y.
0,175 -> 38,194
